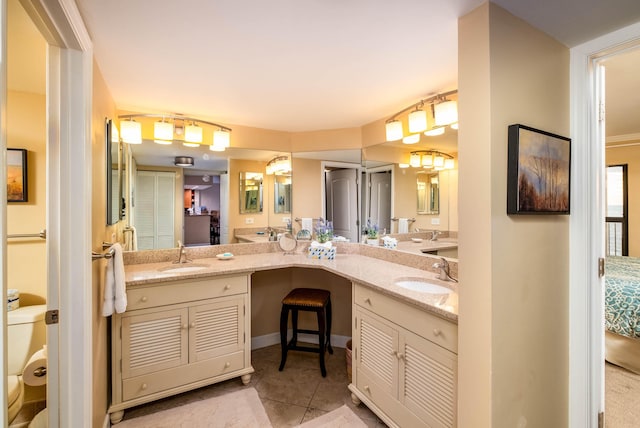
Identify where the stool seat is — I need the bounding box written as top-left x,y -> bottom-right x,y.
279,288 -> 333,377
282,288 -> 330,308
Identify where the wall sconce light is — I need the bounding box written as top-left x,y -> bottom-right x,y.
384,89 -> 457,142
174,156 -> 194,167
118,113 -> 232,150
120,119 -> 142,144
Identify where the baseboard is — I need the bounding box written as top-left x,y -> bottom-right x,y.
251,331 -> 350,350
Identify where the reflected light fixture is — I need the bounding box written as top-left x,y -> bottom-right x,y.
120,119 -> 142,144
174,156 -> 194,167
450,122 -> 459,130
402,134 -> 420,145
410,153 -> 421,168
407,150 -> 455,170
265,156 -> 291,175
399,163 -> 410,169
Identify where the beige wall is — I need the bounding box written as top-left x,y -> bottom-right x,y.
458,3 -> 569,427
7,90 -> 46,305
606,143 -> 640,256
291,157 -> 324,224
91,62 -> 119,428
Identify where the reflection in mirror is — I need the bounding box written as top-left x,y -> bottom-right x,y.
106,118 -> 121,225
274,174 -> 291,214
417,171 -> 439,214
239,172 -> 263,214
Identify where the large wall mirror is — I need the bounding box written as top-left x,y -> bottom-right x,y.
106,118 -> 123,225
417,171 -> 439,214
274,174 -> 291,214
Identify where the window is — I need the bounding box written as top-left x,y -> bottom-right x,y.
606,164 -> 628,256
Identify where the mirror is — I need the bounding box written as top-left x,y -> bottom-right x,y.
239,172 -> 263,213
106,118 -> 122,225
274,174 -> 292,214
417,171 -> 439,214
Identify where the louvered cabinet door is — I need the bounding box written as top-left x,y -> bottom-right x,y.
121,308 -> 189,379
399,329 -> 458,428
188,295 -> 245,362
355,308 -> 399,398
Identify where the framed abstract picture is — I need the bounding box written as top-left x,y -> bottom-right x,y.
507,124 -> 571,215
7,148 -> 28,202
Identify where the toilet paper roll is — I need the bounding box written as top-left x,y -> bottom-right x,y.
23,348 -> 47,386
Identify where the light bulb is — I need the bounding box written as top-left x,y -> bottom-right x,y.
410,153 -> 421,168
185,123 -> 203,143
154,120 -> 173,141
214,129 -> 230,148
408,108 -> 427,133
434,100 -> 458,126
120,120 -> 142,144
385,120 -> 403,141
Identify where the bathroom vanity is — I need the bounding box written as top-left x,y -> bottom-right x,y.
108,274 -> 253,424
110,245 -> 458,426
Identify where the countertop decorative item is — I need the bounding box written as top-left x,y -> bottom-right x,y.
216,252 -> 234,260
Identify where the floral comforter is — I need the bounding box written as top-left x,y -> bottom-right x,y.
605,256 -> 640,339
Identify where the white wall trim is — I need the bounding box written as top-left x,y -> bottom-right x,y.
606,132 -> 640,143
569,20 -> 640,428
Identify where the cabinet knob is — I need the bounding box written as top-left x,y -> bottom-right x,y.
141,383 -> 147,390
364,385 -> 370,393
397,353 -> 405,360
182,324 -> 188,330
364,298 -> 371,305
433,328 -> 442,337
190,322 -> 196,328
224,284 -> 231,290
224,362 -> 231,368
140,296 -> 148,302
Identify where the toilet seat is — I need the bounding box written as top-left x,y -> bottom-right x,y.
7,374 -> 24,423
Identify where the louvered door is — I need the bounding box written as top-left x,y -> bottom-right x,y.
356,308 -> 399,397
189,296 -> 244,362
400,329 -> 457,428
121,308 -> 189,379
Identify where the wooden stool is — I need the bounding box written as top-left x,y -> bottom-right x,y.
279,288 -> 333,377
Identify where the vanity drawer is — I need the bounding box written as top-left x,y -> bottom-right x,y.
354,283 -> 457,353
122,350 -> 245,401
127,275 -> 248,310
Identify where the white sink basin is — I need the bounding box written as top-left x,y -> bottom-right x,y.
394,278 -> 453,294
159,264 -> 209,273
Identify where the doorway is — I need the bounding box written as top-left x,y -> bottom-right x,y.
323,163 -> 360,243
365,168 -> 392,235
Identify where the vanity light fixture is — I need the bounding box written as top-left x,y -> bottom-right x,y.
174,156 -> 194,167
118,113 -> 232,150
266,155 -> 292,175
384,89 -> 457,142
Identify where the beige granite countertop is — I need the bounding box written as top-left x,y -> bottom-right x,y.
124,250 -> 458,322
235,233 -> 271,243
395,238 -> 458,256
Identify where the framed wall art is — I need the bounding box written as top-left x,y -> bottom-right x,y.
507,124 -> 571,215
7,148 -> 28,202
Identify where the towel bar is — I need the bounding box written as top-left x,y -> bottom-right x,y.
92,248 -> 115,261
8,229 -> 47,239
390,218 -> 416,223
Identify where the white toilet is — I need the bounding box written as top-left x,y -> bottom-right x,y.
7,304 -> 47,425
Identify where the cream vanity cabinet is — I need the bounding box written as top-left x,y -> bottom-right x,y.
109,274 -> 253,424
350,283 -> 458,428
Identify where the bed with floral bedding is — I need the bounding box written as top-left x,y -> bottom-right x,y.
605,256 -> 640,374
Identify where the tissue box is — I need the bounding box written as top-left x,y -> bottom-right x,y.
383,240 -> 397,249
7,289 -> 19,311
307,246 -> 336,260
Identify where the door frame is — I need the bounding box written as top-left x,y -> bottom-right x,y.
16,0 -> 93,426
364,165 -> 394,234
320,161 -> 362,241
569,21 -> 640,427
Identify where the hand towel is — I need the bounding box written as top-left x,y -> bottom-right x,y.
102,243 -> 127,316
301,218 -> 313,233
398,218 -> 409,233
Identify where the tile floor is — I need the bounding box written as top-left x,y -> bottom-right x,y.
120,344 -> 388,427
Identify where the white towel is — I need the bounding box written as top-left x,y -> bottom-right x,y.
102,243 -> 127,316
301,218 -> 313,234
127,226 -> 138,251
398,218 -> 409,233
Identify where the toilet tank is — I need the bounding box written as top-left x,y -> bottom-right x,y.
7,304 -> 47,376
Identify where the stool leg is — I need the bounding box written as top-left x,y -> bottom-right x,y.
326,299 -> 333,355
290,308 -> 299,347
317,308 -> 327,377
279,305 -> 289,371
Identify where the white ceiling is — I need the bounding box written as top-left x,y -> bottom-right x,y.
9,0 -> 640,170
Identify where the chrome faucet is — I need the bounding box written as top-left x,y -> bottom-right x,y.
432,257 -> 457,282
429,230 -> 441,241
175,240 -> 190,264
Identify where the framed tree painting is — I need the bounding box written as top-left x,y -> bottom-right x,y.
507,124 -> 571,215
7,148 -> 27,202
